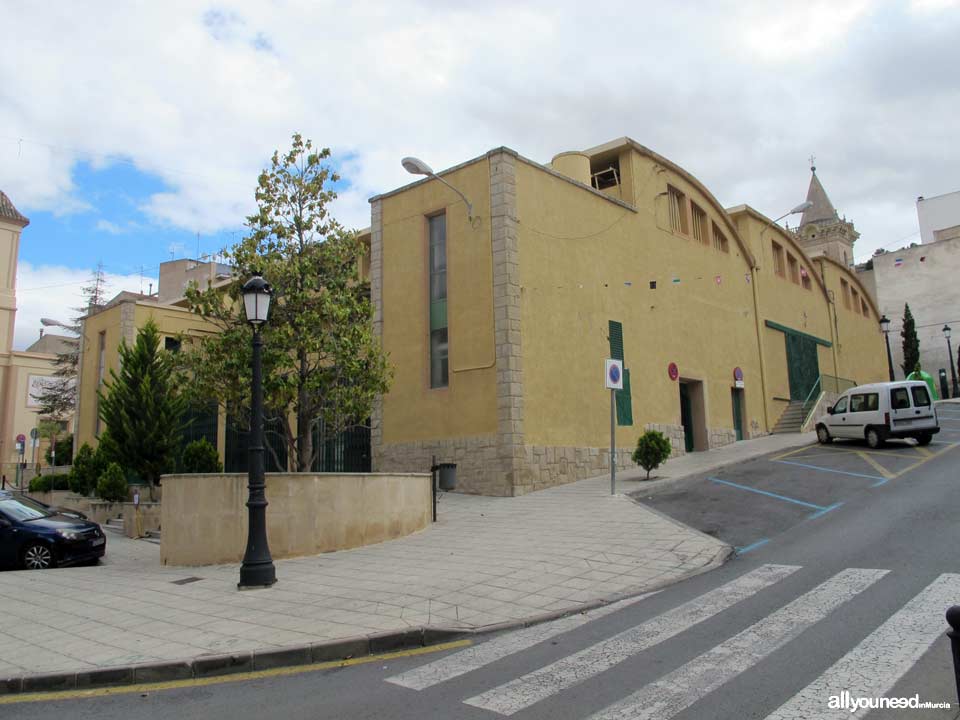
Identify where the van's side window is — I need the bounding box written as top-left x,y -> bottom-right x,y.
850,393 -> 878,412
834,397 -> 848,413
891,388 -> 911,410
911,386 -> 931,407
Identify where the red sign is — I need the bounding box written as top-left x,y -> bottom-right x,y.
15,434 -> 25,444
668,362 -> 679,381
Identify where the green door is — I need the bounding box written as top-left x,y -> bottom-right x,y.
731,389 -> 744,441
679,383 -> 694,452
786,334 -> 820,401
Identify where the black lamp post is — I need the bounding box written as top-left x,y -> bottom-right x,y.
880,315 -> 895,382
238,273 -> 276,590
945,325 -> 958,399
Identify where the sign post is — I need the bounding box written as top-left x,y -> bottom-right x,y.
15,434 -> 25,489
605,359 -> 624,495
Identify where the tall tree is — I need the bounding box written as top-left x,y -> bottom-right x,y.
97,319 -> 186,499
35,264 -> 106,431
900,303 -> 920,377
184,133 -> 391,471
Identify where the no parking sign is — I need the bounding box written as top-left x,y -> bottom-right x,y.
605,359 -> 624,390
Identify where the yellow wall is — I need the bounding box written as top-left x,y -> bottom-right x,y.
379,159 -> 497,443
518,149 -> 766,450
815,257 -> 888,385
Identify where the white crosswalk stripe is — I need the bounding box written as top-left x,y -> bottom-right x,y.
385,591 -> 659,690
585,568 -> 888,720
765,573 -> 960,719
463,563 -> 800,715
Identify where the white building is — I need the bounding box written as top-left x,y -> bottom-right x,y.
917,190 -> 960,245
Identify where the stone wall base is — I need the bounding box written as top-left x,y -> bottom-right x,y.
644,423 -> 687,456
375,435 -> 511,496
514,445 -> 634,495
709,427 -> 737,448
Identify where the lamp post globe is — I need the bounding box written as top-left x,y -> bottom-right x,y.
945,324 -> 958,399
880,315 -> 895,382
238,272 -> 276,589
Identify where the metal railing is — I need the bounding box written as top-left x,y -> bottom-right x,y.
801,374 -> 857,429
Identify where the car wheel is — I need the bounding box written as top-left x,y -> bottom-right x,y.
866,427 -> 885,449
916,432 -> 933,446
22,542 -> 55,570
816,425 -> 832,444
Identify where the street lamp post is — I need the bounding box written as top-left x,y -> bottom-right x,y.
945,325 -> 958,399
880,315 -> 895,382
238,273 -> 276,590
401,156 -> 474,220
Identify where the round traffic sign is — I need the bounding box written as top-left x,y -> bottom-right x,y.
608,363 -> 621,385
734,367 -> 744,382
16,433 -> 25,444
668,363 -> 679,381
29,427 -> 38,440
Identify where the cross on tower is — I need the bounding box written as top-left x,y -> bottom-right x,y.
808,154 -> 816,172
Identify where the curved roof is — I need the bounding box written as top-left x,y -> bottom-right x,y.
0,190 -> 29,227
584,137 -> 758,268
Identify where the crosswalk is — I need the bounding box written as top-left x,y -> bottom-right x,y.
384,564 -> 960,718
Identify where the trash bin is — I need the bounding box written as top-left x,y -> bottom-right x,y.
436,463 -> 457,491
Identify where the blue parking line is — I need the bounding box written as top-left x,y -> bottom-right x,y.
808,502 -> 844,520
772,460 -> 885,482
736,538 -> 769,555
710,477 -> 826,510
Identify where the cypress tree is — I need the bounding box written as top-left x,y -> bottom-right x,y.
900,303 -> 920,377
97,319 -> 186,500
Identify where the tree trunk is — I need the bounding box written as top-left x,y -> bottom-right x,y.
296,351 -> 311,472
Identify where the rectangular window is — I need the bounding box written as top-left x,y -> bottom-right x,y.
164,336 -> 181,353
841,279 -> 851,309
861,298 -> 869,316
849,393 -> 878,412
95,331 -> 106,436
691,203 -> 708,244
787,253 -> 800,284
711,222 -> 729,253
850,288 -> 860,314
891,387 -> 910,410
911,385 -> 931,407
771,241 -> 785,277
428,213 -> 448,388
667,185 -> 688,234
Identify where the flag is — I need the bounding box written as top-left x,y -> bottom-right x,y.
894,258 -> 903,267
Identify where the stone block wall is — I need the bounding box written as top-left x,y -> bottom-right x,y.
708,427 -> 738,448
515,445 -> 634,494
375,435 -> 511,496
644,423 -> 687,456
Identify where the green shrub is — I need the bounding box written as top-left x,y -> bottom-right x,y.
68,443 -> 101,495
180,438 -> 223,474
50,474 -> 69,490
29,475 -> 51,493
96,463 -> 128,503
632,430 -> 672,480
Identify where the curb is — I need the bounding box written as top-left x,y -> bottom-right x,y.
0,550 -> 732,697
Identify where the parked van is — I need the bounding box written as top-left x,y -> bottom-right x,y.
815,380 -> 940,449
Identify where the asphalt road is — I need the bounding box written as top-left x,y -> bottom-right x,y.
7,404 -> 960,720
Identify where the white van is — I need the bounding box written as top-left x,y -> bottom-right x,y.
815,380 -> 940,448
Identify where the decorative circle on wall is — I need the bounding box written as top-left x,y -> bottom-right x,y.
668,362 -> 679,381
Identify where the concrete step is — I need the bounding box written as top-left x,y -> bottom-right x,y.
103,518 -> 125,535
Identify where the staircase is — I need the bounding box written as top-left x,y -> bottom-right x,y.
773,401 -> 806,434
104,518 -> 125,535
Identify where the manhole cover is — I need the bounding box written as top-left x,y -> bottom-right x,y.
171,577 -> 204,585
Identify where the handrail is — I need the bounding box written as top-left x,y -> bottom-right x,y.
800,373 -> 858,429
800,376 -> 822,428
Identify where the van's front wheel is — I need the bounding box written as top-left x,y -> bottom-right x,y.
866,427 -> 886,449
816,425 -> 832,444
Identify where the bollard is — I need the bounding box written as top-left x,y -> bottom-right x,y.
945,606 -> 960,705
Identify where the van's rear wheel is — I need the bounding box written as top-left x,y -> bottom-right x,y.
866,427 -> 885,449
816,425 -> 832,444
916,432 -> 933,446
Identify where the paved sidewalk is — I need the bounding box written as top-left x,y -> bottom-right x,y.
0,432 -> 813,687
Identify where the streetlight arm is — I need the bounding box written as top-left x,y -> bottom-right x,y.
430,173 -> 473,220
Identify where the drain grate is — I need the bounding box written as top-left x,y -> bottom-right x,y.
171,576 -> 204,585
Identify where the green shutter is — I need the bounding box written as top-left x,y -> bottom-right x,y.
616,369 -> 633,426
608,320 -> 633,425
608,320 -> 624,361
430,300 -> 447,331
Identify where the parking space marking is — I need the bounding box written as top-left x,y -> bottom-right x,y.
855,451 -> 896,479
709,478 -> 844,523
736,539 -> 770,555
772,459 -> 887,483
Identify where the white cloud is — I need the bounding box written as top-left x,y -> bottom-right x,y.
95,219 -> 123,235
0,0 -> 958,262
14,263 -> 157,351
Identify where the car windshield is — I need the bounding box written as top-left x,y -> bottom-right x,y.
0,496 -> 52,521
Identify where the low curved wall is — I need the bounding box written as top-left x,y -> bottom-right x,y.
160,472 -> 431,566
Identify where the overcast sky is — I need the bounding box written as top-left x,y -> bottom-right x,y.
2,0 -> 958,349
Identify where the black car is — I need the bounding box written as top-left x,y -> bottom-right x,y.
0,491 -> 106,570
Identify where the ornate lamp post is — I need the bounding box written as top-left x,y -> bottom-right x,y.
880,315 -> 895,382
945,325 -> 958,399
238,273 -> 276,590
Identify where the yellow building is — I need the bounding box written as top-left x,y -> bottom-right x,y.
0,191 -> 72,479
369,137 -> 886,496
